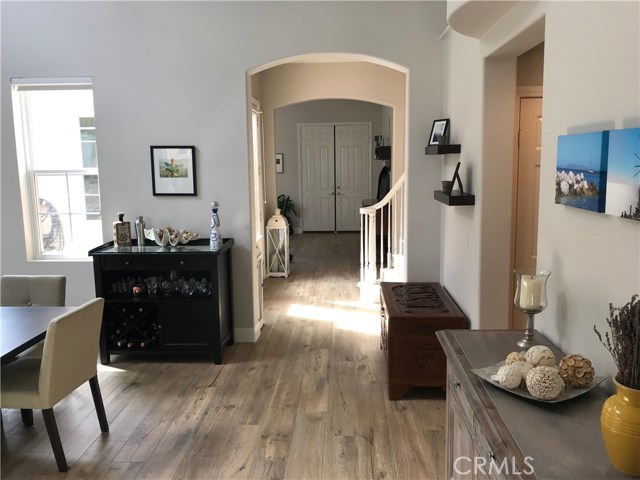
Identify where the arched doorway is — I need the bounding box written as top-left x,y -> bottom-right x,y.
246,54 -> 408,334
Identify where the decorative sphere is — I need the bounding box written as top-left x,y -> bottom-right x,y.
494,364 -> 523,389
559,354 -> 595,388
526,366 -> 565,400
525,345 -> 556,367
506,351 -> 526,365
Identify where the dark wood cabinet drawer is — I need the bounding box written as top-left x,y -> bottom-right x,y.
162,256 -> 212,270
101,254 -> 211,271
101,255 -> 158,270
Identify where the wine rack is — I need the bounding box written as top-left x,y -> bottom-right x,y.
89,238 -> 234,364
104,303 -> 159,351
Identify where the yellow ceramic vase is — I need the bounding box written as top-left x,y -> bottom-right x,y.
600,378 -> 640,477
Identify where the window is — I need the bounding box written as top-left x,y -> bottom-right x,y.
11,78 -> 103,259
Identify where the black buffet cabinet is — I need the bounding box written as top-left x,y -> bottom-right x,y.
88,238 -> 233,364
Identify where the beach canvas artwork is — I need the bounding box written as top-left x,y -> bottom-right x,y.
555,131 -> 608,213
604,127 -> 640,221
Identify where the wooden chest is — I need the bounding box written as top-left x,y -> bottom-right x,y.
380,282 -> 467,400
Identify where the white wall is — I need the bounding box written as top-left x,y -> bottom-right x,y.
444,0 -> 640,379
539,1 -> 639,378
441,31 -> 484,324
1,1 -> 448,336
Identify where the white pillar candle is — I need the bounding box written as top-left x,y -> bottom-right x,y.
519,275 -> 541,309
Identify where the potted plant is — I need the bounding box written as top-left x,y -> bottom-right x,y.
594,294 -> 640,476
277,194 -> 297,235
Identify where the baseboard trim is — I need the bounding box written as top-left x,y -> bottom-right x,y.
234,318 -> 264,343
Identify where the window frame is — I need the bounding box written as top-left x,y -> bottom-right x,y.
11,78 -> 102,261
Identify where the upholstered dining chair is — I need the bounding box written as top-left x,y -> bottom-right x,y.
0,275 -> 66,307
0,298 -> 108,472
0,275 -> 66,358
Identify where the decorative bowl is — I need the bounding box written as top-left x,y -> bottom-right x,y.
470,361 -> 605,403
144,227 -> 199,247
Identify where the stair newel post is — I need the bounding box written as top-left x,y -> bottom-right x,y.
367,211 -> 377,283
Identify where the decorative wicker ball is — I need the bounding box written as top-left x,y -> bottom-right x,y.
505,351 -> 526,365
558,354 -> 595,388
526,366 -> 565,400
525,345 -> 556,367
494,364 -> 523,389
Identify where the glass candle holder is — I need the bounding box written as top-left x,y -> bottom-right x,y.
514,269 -> 551,349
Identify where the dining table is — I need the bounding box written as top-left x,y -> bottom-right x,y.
1,306 -> 75,363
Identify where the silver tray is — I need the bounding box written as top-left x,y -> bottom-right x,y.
470,361 -> 606,403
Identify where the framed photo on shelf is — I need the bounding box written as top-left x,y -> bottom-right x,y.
428,118 -> 450,146
150,146 -> 197,196
275,153 -> 284,173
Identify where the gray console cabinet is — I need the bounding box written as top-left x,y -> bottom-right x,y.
437,329 -> 625,480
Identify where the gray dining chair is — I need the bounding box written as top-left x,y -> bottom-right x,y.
0,298 -> 108,472
0,275 -> 66,307
0,275 -> 66,358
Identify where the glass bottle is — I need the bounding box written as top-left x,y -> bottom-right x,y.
210,201 -> 222,252
113,212 -> 132,247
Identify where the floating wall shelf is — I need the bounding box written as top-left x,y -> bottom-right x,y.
425,144 -> 461,155
434,190 -> 475,206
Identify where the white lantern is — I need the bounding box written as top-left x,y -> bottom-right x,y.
266,209 -> 290,277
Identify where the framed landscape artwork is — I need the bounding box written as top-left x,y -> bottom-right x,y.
555,131 -> 608,213
150,146 -> 197,196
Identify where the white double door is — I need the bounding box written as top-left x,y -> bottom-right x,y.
300,123 -> 371,232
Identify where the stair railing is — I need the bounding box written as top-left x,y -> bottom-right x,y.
359,172 -> 405,287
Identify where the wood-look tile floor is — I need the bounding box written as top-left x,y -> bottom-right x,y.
1,233 -> 446,480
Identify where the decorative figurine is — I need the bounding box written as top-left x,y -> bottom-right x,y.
210,201 -> 222,252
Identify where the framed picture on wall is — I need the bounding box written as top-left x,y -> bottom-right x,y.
555,132 -> 607,213
428,118 -> 450,145
150,146 -> 197,196
275,153 -> 284,173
